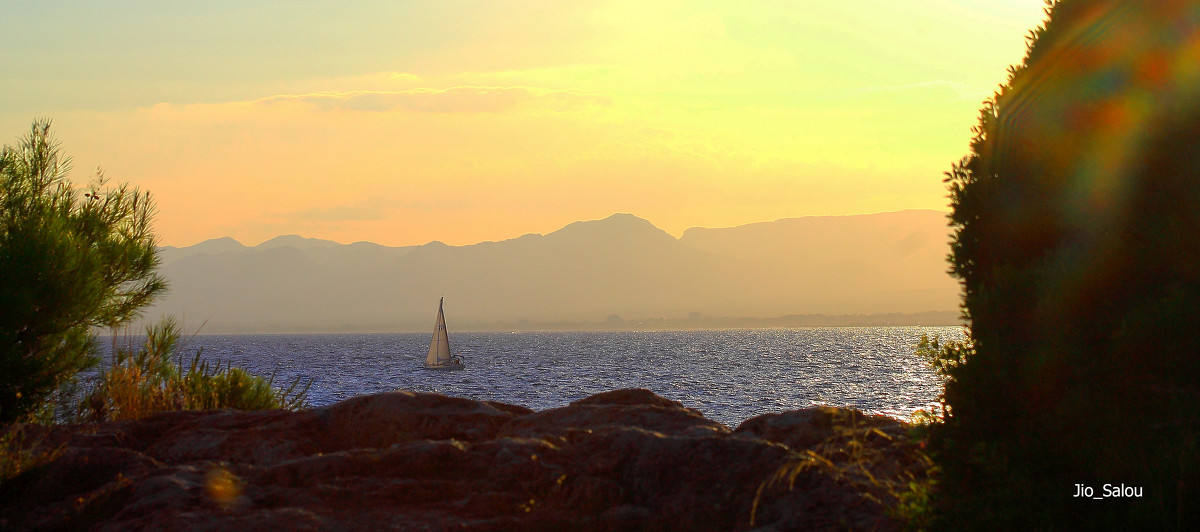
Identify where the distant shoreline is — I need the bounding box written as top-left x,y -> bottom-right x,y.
123,310 -> 961,335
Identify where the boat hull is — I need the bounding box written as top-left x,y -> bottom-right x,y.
424,361 -> 465,371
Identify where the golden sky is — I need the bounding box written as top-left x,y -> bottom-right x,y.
0,1 -> 1047,247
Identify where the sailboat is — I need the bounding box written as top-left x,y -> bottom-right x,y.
424,297 -> 465,370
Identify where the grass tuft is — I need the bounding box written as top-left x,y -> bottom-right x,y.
81,317 -> 311,422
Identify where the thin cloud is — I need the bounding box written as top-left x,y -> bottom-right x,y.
255,86 -> 610,113
270,201 -> 389,223
269,198 -> 482,223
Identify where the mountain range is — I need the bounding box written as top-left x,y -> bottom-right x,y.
142,210 -> 960,332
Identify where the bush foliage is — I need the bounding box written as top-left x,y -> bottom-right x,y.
0,120 -> 166,424
931,0 -> 1200,528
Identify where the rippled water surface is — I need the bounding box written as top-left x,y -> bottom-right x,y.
105,327 -> 963,427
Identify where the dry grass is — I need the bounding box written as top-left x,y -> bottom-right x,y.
0,425 -> 62,486
750,408 -> 938,530
81,319 -> 310,422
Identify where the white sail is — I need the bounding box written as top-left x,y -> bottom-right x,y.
425,297 -> 452,366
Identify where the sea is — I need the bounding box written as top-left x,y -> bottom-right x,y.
97,327 -> 964,428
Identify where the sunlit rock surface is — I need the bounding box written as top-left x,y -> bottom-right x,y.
0,389 -> 923,531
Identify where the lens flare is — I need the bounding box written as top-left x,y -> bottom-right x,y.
997,2 -> 1200,233
206,465 -> 243,510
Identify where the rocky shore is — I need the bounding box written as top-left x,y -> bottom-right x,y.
0,389 -> 927,531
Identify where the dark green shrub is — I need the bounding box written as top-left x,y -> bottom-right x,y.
933,1 -> 1200,528
0,120 -> 167,424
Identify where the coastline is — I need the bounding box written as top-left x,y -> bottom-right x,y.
128,311 -> 961,335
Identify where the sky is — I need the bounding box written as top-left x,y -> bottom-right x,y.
0,1 -> 1049,247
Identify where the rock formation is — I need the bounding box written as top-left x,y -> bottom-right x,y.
0,389 -> 925,531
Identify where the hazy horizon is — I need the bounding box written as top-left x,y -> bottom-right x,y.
160,208 -> 944,249
141,210 -> 960,333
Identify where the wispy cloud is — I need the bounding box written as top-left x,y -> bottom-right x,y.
254,86 -> 610,113
270,201 -> 390,223
269,197 -> 483,223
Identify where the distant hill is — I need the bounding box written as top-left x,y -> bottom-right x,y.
678,210 -> 955,316
142,211 -> 959,332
